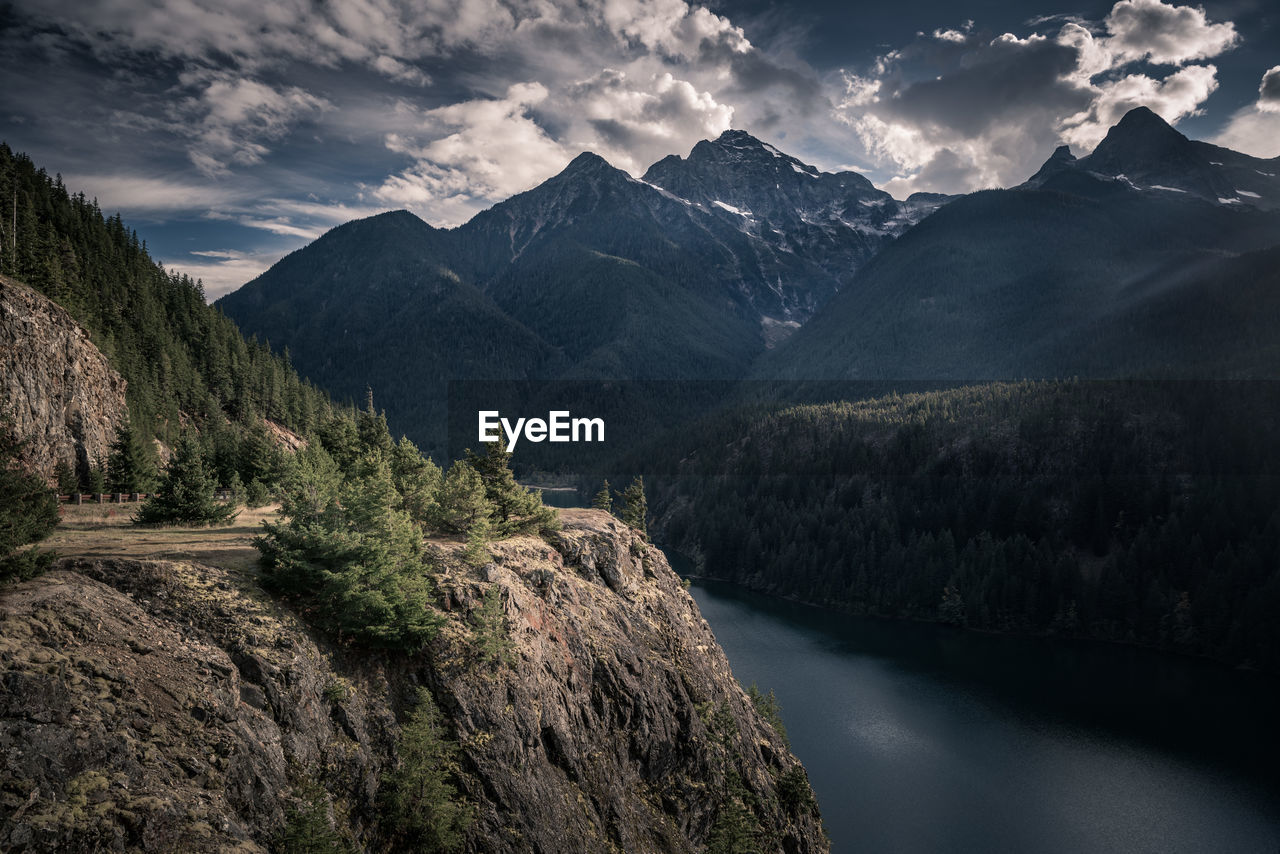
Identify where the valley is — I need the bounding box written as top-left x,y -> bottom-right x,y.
4,99 -> 1280,854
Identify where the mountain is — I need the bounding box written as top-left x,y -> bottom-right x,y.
641,130 -> 933,319
1023,106 -> 1280,210
219,132 -> 920,448
765,108 -> 1280,381
449,151 -> 768,375
214,209 -> 555,441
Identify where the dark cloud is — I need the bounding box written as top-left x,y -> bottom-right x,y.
880,35 -> 1090,138
719,46 -> 827,112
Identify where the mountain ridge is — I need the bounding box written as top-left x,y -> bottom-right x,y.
218,108 -> 1280,450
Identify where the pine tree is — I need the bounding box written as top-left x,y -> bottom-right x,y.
276,443 -> 342,521
390,437 -> 443,526
53,459 -> 78,495
83,460 -> 106,494
619,476 -> 647,535
383,688 -> 473,851
356,390 -> 393,457
706,796 -> 761,854
1,421 -> 59,581
465,438 -> 557,535
745,683 -> 788,748
462,514 -> 492,568
276,776 -> 351,854
106,419 -> 158,494
433,462 -> 492,535
135,433 -> 238,526
256,452 -> 444,649
592,480 -> 613,512
471,585 -> 514,668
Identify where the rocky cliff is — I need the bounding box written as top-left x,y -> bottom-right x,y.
0,274 -> 128,484
0,509 -> 828,853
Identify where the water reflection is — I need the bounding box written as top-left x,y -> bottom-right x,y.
689,579 -> 1280,854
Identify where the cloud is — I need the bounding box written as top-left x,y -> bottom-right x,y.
162,248 -> 289,300
598,0 -> 750,60
178,71 -> 330,176
1210,66 -> 1280,157
1103,0 -> 1238,65
372,83 -> 571,226
1059,63 -> 1219,151
835,0 -> 1240,194
1259,65 -> 1280,113
11,0 -> 439,83
59,174 -> 243,213
5,0 -> 834,228
568,70 -> 734,171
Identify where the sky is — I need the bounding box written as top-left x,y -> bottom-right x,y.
1,0 -> 1278,299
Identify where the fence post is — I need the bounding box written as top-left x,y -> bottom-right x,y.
75,493 -> 82,506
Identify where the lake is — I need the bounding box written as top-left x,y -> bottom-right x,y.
688,579 -> 1280,854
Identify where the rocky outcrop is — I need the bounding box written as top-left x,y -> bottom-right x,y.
0,274 -> 127,484
0,509 -> 828,853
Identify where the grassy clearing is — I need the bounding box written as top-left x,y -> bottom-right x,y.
39,503 -> 279,574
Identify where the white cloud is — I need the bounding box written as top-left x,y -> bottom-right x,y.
566,69 -> 734,172
179,72 -> 330,176
1259,65 -> 1280,113
373,83 -> 571,225
1103,0 -> 1238,65
59,174 -> 242,212
9,0 -> 828,226
1210,110 -> 1280,158
162,248 -> 288,300
598,0 -> 750,60
1210,66 -> 1280,158
1060,63 -> 1219,150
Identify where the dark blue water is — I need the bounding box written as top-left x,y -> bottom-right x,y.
689,579 -> 1280,854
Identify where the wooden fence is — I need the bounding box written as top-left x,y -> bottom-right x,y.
54,490 -> 236,504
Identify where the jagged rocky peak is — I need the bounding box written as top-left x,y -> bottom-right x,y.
1022,144 -> 1079,188
644,128 -> 884,204
644,129 -> 907,233
693,129 -> 820,176
468,149 -> 639,235
560,149 -> 616,174
0,273 -> 128,485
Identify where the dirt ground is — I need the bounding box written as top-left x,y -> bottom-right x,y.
38,503 -> 280,574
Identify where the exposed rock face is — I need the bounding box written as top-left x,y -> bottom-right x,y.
0,510 -> 828,853
0,274 -> 127,484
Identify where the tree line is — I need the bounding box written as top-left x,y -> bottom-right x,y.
649,381 -> 1280,672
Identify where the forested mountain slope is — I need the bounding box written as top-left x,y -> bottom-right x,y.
0,143 -> 336,454
763,174 -> 1280,380
649,381 -> 1280,670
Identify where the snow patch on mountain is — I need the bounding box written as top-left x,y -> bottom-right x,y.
713,200 -> 751,217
